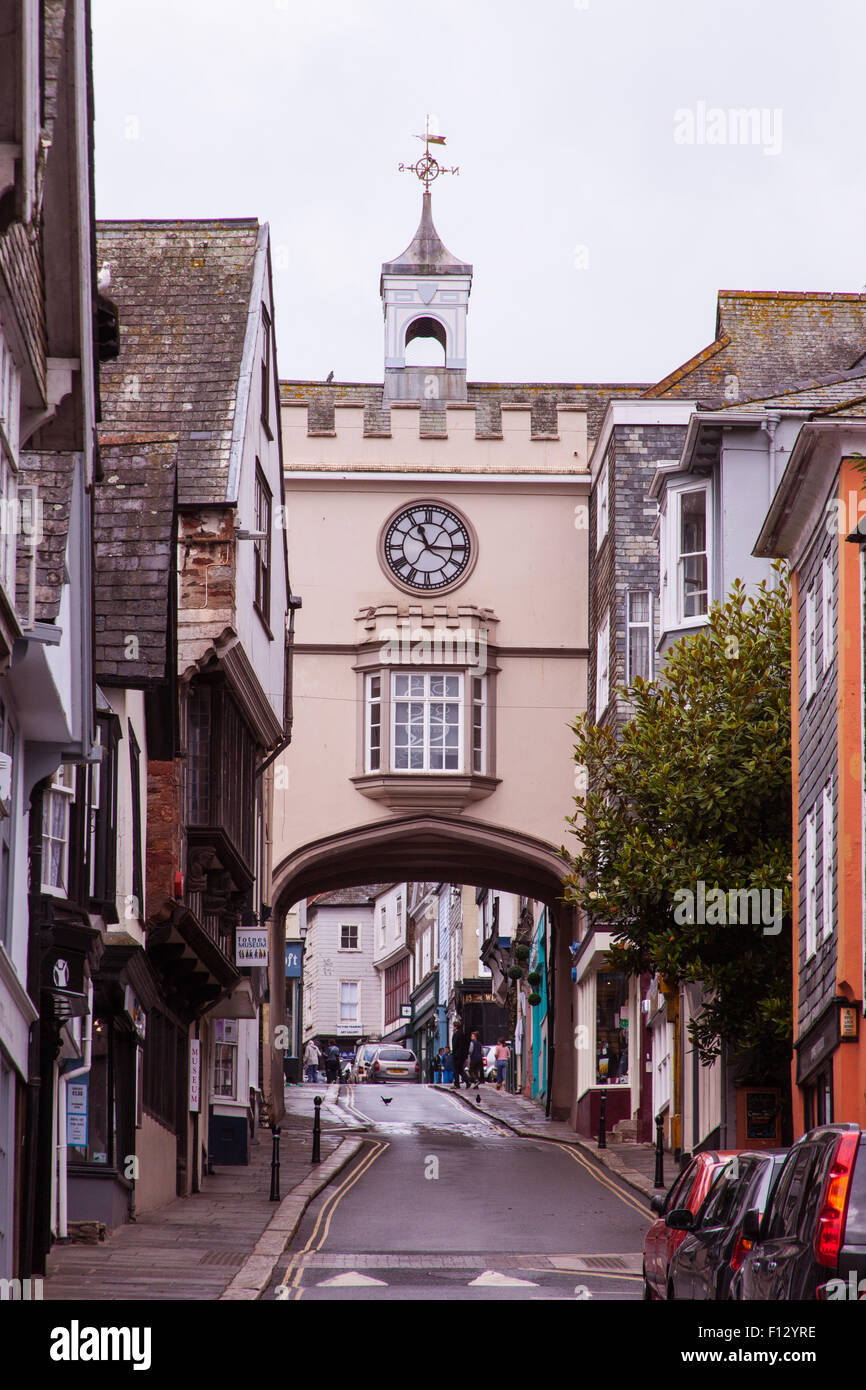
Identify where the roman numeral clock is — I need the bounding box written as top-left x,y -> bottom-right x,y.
379,500 -> 477,594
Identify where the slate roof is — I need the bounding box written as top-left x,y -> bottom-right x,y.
308,884 -> 397,908
93,438 -> 177,686
645,291 -> 866,406
712,365 -> 866,416
15,451 -> 74,624
95,220 -> 262,507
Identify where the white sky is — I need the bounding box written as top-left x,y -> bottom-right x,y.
92,0 -> 866,386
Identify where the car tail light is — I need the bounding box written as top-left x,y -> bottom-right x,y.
815,1132 -> 860,1268
373,1060 -> 380,1072
415,1063 -> 420,1074
730,1229 -> 752,1273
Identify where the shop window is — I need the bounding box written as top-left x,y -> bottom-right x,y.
213,1019 -> 238,1100
596,972 -> 629,1084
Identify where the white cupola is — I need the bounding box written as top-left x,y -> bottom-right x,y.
380,190 -> 473,403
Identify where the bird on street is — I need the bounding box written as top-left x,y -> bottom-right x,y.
381,1096 -> 392,1105
475,1094 -> 481,1105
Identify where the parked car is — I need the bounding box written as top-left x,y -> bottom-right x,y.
668,1150 -> 788,1300
731,1123 -> 866,1301
366,1045 -> 420,1083
350,1043 -> 379,1084
643,1150 -> 738,1300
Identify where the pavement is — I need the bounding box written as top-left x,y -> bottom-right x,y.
43,1094 -> 361,1301
431,1082 -> 665,1200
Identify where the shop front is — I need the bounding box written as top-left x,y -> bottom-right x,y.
410,972 -> 439,1081
572,927 -> 638,1138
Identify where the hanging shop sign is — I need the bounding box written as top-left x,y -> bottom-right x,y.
189,1039 -> 201,1113
236,928 -> 269,966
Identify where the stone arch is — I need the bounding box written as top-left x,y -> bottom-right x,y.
268,813 -> 577,1122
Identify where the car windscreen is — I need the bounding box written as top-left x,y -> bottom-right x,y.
377,1047 -> 413,1061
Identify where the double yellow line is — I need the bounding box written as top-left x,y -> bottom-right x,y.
277,1138 -> 389,1301
555,1141 -> 652,1220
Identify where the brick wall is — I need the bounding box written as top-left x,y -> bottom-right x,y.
146,759 -> 182,918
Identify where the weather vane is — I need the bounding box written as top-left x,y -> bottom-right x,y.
398,115 -> 459,193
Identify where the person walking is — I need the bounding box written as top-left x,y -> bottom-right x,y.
468,1030 -> 485,1086
325,1041 -> 341,1085
441,1048 -> 454,1086
451,1023 -> 470,1089
303,1038 -> 320,1084
494,1038 -> 511,1091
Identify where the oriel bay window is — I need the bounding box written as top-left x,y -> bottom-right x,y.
185,681 -> 256,867
363,670 -> 488,775
661,481 -> 712,630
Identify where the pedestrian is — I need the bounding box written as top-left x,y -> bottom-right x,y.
451,1022 -> 470,1089
441,1048 -> 454,1086
467,1030 -> 485,1086
494,1037 -> 511,1091
303,1038 -> 320,1084
325,1040 -> 341,1085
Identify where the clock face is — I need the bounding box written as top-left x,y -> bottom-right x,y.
382,502 -> 473,592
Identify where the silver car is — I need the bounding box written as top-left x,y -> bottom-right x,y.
367,1045 -> 420,1083
350,1043 -> 379,1084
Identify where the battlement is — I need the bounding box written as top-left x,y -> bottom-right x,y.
280,400 -> 588,474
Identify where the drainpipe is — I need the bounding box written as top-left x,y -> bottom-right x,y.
761,417 -> 779,502
57,978 -> 93,1239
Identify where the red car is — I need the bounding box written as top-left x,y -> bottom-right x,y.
643,1150 -> 738,1299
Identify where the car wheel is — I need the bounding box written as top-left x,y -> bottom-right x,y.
642,1266 -> 654,1301
667,1280 -> 675,1302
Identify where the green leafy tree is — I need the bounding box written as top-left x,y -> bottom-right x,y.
563,566 -> 792,1068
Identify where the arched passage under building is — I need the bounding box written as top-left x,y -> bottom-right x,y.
268,813 -> 577,1124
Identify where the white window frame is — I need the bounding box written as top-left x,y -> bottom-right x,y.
822,555 -> 834,673
390,671 -> 464,773
42,764 -> 76,896
365,672 -> 382,773
805,583 -> 817,702
805,804 -> 818,961
822,780 -> 833,942
378,905 -> 386,947
661,481 -> 713,632
339,980 -> 359,1027
339,922 -> 359,951
471,675 -> 487,774
595,463 -> 609,552
626,590 -> 653,684
595,610 -> 610,715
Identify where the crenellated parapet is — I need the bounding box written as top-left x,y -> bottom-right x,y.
281,398 -> 589,474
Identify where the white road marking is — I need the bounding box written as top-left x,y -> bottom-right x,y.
467,1270 -> 539,1287
316,1271 -> 388,1287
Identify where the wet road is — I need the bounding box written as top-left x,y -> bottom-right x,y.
266,1083 -> 650,1301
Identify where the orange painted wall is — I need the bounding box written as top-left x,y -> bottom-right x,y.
790,568 -> 804,1135
834,460 -> 865,1125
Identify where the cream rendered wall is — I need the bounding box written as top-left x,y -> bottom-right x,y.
273,466 -> 588,859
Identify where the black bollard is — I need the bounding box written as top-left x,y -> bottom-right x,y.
312,1094 -> 322,1164
598,1087 -> 607,1149
269,1125 -> 281,1202
654,1112 -> 665,1188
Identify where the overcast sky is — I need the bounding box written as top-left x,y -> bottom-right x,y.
91,0 -> 866,387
